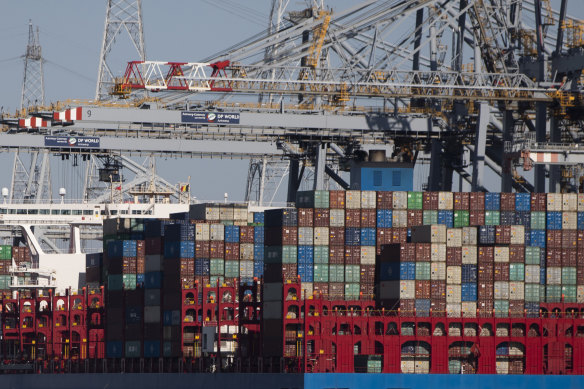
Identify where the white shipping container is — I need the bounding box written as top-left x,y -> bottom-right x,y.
525,265 -> 540,283
496,361 -> 509,375
494,246 -> 509,263
446,228 -> 462,247
144,306 -> 161,323
298,227 -> 314,245
509,282 -> 524,300
462,227 -> 478,245
393,191 -> 408,210
510,226 -> 524,245
431,262 -> 446,280
329,209 -> 345,227
446,284 -> 461,303
547,193 -> 562,211
547,267 -> 562,285
462,246 -> 478,264
345,190 -> 361,209
431,225 -> 447,243
431,243 -> 447,262
415,360 -> 430,373
233,207 -> 248,221
438,192 -> 454,210
563,193 -> 578,211
494,281 -> 510,300
447,266 -> 462,284
400,280 -> 416,299
401,359 -> 416,374
361,191 -> 376,209
360,246 -> 376,265
462,302 -> 477,318
393,210 -> 408,227
239,261 -> 254,278
301,282 -> 314,298
509,345 -> 524,356
240,243 -> 254,260
563,212 -> 578,230
578,285 -> 584,303
196,223 -> 210,240
314,227 -> 329,245
446,303 -> 461,317
578,194 -> 584,212
219,205 -> 234,220
247,212 -> 255,224
204,206 -> 220,220
210,224 -> 225,241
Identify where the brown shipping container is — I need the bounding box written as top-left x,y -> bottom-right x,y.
478,282 -> 494,300
376,191 -> 393,209
577,266 -> 584,284
531,193 -> 547,211
469,192 -> 485,211
509,245 -> 525,263
282,264 -> 297,281
546,230 -> 562,249
345,209 -> 361,228
423,192 -> 439,210
314,209 -> 330,227
329,190 -> 346,209
415,280 -> 431,299
360,283 -> 374,298
344,246 -> 361,265
495,226 -> 511,244
469,211 -> 485,226
329,245 -> 345,264
377,228 -> 392,245
509,300 -> 524,318
196,241 -> 210,258
361,209 -> 376,228
416,243 -> 431,262
431,300 -> 446,317
431,281 -> 446,300
283,227 -> 298,245
145,237 -> 163,255
392,228 -> 408,244
562,248 -> 578,267
478,263 -> 494,282
402,243 -> 416,262
360,265 -> 376,283
209,241 -> 225,258
298,208 -> 314,227
494,263 -> 510,281
329,283 -> 344,299
225,243 -> 239,260
313,282 -> 329,297
563,230 -> 578,249
407,210 -> 423,227
477,299 -> 494,318
239,226 -> 255,243
137,240 -> 145,258
478,246 -> 494,263
546,248 -> 562,267
329,227 -> 345,246
454,192 -> 470,211
400,299 -> 415,315
446,247 -> 462,266
500,193 -> 516,211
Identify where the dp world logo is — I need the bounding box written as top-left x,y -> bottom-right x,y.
206,113 -> 216,122
68,137 -> 77,146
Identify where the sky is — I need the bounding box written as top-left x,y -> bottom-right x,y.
0,1 -> 583,201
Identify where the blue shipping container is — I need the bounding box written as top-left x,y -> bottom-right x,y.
195,258 -> 210,276
515,211 -> 531,227
298,245 -> 314,264
254,244 -> 264,261
122,240 -> 137,257
136,273 -> 145,285
360,228 -> 376,246
225,226 -> 240,243
546,212 -> 562,230
500,211 -> 515,226
253,212 -> 265,224
461,265 -> 478,283
578,212 -> 584,231
298,263 -> 314,282
415,299 -> 431,315
253,261 -> 264,278
164,224 -> 195,242
106,341 -> 123,358
107,240 -> 123,258
437,211 -> 454,228
485,193 -> 501,211
126,306 -> 142,324
515,193 -> 531,211
144,271 -> 163,289
530,230 -> 546,248
479,226 -> 496,245
400,262 -> 416,280
254,226 -> 265,244
461,283 -> 477,301
345,228 -> 361,246
164,241 -> 180,259
379,262 -> 400,281
376,209 -> 393,228
179,241 -> 195,258
143,340 -> 160,358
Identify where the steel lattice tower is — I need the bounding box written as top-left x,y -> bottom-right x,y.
95,0 -> 145,100
20,20 -> 44,110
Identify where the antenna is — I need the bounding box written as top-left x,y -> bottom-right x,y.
21,20 -> 45,110
95,0 -> 146,100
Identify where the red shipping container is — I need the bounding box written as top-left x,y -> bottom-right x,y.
415,280 -> 431,299
329,227 -> 345,246
495,225 -> 511,244
225,242 -> 240,260
509,245 -> 525,263
377,228 -> 392,245
478,246 -> 494,263
562,230 -> 577,249
416,243 -> 431,261
400,299 -> 415,316
392,228 -> 408,244
282,264 -> 297,281
196,241 -> 210,258
478,299 -> 494,318
313,282 -> 329,297
423,192 -> 439,210
478,263 -> 494,282
344,246 -> 361,265
329,245 -> 344,264
329,190 -> 346,209
531,193 -> 547,211
446,247 -> 462,266
360,265 -> 376,283
360,283 -> 374,299
282,227 -> 298,245
561,248 -> 578,267
494,263 -> 510,281
360,209 -> 376,228
209,241 -> 225,258
314,209 -> 330,227
137,256 -> 145,274
431,300 -> 446,317
509,300 -> 524,318
376,191 -> 393,209
430,281 -> 446,300
469,192 -> 485,211
403,243 -> 416,262
407,210 -> 423,227
454,192 -> 470,211
578,231 -> 584,249
345,209 -> 361,227
298,208 -> 314,227
239,226 -> 255,243
137,240 -> 145,258
469,211 -> 485,226
500,193 -> 516,211
546,248 -> 562,267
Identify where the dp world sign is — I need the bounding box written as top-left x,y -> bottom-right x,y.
44,136 -> 100,148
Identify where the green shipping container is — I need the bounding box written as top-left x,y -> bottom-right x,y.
125,341 -> 141,358
345,283 -> 360,300
423,210 -> 438,225
224,261 -> 239,278
449,359 -> 462,374
0,275 -> 9,289
314,246 -> 329,264
210,259 -> 225,275
296,190 -> 330,208
210,276 -> 225,286
562,285 -> 577,303
123,274 -> 136,290
484,211 -> 500,226
530,212 -> 546,230
524,283 -> 540,302
329,265 -> 344,283
415,262 -> 431,280
407,192 -> 423,210
220,220 -> 234,226
494,300 -> 509,318
509,263 -> 524,281
453,211 -> 470,228
345,265 -> 360,283
313,264 -> 329,282
0,245 -> 12,260
525,247 -> 540,265
562,267 -> 577,285
108,274 -> 123,291
546,285 -> 562,303
265,246 -> 297,264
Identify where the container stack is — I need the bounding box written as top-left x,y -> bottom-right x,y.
0,245 -> 13,294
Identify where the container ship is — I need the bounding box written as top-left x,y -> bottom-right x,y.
1,189 -> 584,389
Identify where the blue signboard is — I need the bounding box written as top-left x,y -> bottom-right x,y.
181,111 -> 240,124
44,136 -> 100,148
